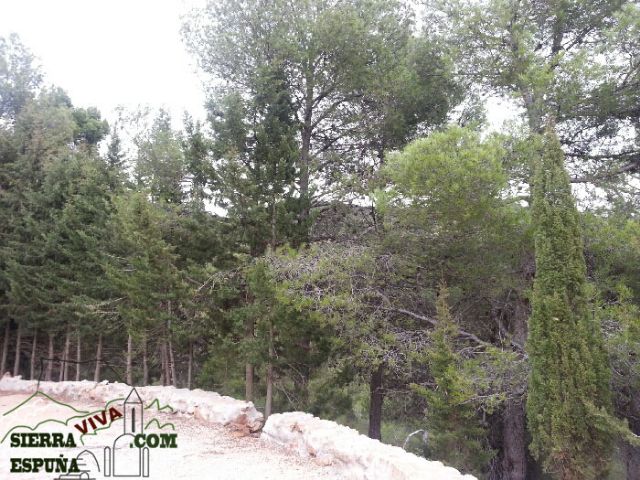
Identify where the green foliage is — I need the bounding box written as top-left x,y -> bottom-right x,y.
379,126 -> 506,218
412,285 -> 494,477
527,129 -> 613,479
106,192 -> 184,337
213,256 -> 333,411
0,34 -> 42,121
432,0 -> 640,199
71,107 -> 109,146
1,5 -> 640,477
134,110 -> 186,204
209,64 -> 302,254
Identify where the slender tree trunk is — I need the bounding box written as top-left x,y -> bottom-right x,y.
61,327 -> 70,381
264,322 -> 275,419
245,363 -> 254,402
12,322 -> 22,377
187,341 -> 193,390
296,79 -> 314,241
160,341 -> 169,387
94,334 -> 102,382
298,126 -> 312,235
263,199 -> 278,419
75,329 -> 81,382
126,333 -> 133,385
58,348 -> 64,381
1,322 -> 10,375
159,344 -> 165,386
264,363 -> 274,419
502,399 -> 527,480
46,333 -> 54,381
245,318 -> 254,402
167,303 -> 176,386
30,331 -> 37,380
142,335 -> 148,386
270,198 -> 277,251
368,364 -> 384,440
168,337 -> 176,387
501,297 -> 529,480
163,341 -> 170,385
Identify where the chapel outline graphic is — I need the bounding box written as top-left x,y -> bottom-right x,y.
103,388 -> 150,477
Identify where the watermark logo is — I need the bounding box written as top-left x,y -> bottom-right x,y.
2,382 -> 178,479
103,387 -> 177,477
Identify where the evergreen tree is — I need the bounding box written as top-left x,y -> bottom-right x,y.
106,122 -> 127,172
0,34 -> 42,122
182,114 -> 211,210
106,192 -> 184,386
211,64 -> 300,255
526,127 -> 613,479
412,284 -> 493,477
134,110 -> 186,205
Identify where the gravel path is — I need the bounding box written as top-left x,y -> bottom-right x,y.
0,392 -> 344,480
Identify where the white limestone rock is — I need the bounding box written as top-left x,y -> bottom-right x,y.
262,412 -> 477,480
0,375 -> 263,432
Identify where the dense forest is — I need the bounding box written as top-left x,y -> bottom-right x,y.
1,0 -> 640,479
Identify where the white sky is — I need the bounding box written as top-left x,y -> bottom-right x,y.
0,0 -> 518,132
0,0 -> 207,126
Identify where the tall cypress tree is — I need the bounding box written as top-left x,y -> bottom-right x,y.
526,127 -> 612,479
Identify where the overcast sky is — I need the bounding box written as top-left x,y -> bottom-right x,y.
0,0 -> 517,132
0,0 -> 207,126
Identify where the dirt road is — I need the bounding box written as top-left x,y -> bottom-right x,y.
0,392 -> 343,480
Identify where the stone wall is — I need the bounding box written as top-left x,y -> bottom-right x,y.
262,412 -> 477,480
0,376 -> 475,479
0,375 -> 263,432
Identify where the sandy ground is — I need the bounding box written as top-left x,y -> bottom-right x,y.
0,392 -> 344,480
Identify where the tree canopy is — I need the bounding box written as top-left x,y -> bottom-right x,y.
1,1 -> 640,478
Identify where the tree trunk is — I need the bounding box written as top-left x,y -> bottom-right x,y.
245,363 -> 254,402
163,341 -> 170,385
159,343 -> 165,386
142,335 -> 148,386
187,341 -> 193,390
12,322 -> 22,377
126,333 -> 133,385
61,327 -> 70,381
264,363 -> 274,419
264,322 -> 275,419
502,399 -> 527,480
270,197 -> 277,251
168,337 -> 177,387
500,296 -> 529,480
75,329 -> 81,382
368,364 -> 384,440
245,318 -> 254,402
293,342 -> 311,410
46,333 -> 54,382
30,331 -> 37,380
1,322 -> 10,375
94,334 -> 102,382
297,80 -> 314,240
167,303 -> 176,386
160,341 -> 169,387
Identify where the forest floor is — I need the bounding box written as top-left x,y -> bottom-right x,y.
0,392 -> 343,480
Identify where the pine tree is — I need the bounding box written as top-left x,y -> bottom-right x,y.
211,64 -> 300,256
412,284 -> 492,477
134,110 -> 186,205
526,127 -> 613,479
106,192 -> 184,386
